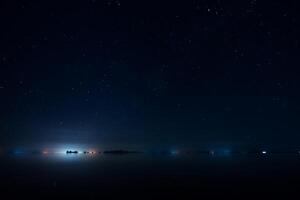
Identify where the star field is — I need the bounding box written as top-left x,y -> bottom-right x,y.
0,0 -> 299,150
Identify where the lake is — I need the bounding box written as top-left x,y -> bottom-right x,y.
1,153 -> 300,199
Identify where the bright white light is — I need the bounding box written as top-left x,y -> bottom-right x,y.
48,144 -> 86,160
262,151 -> 267,154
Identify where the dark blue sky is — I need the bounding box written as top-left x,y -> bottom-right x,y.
0,0 -> 299,149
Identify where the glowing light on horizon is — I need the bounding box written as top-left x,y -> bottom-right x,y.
171,150 -> 179,155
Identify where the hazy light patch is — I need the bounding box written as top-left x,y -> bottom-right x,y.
209,148 -> 232,156
45,144 -> 100,161
171,150 -> 180,155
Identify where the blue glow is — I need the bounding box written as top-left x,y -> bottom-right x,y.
47,144 -> 100,161
262,151 -> 267,154
13,149 -> 25,155
222,149 -> 231,156
210,149 -> 232,156
171,150 -> 179,155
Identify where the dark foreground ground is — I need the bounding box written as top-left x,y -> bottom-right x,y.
1,153 -> 300,199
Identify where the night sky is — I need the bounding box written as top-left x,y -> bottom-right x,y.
0,0 -> 299,150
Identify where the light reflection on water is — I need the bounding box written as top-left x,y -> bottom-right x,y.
53,152 -> 97,161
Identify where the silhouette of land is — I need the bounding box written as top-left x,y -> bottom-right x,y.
66,151 -> 78,154
102,150 -> 142,155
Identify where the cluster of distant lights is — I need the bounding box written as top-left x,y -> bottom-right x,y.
66,150 -> 97,154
